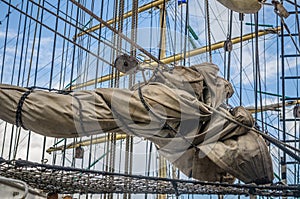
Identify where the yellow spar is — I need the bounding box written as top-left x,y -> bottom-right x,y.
70,27 -> 281,90
74,0 -> 168,40
46,134 -> 127,153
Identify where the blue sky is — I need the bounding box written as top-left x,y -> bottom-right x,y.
0,0 -> 299,198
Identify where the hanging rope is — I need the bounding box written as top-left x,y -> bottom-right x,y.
280,17 -> 300,54
183,0 -> 189,66
239,13 -> 244,107
205,0 -> 212,62
0,0 -> 11,83
224,10 -> 233,83
254,13 -> 265,132
129,0 -> 138,88
125,2 -> 139,197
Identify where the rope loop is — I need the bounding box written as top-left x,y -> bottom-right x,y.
16,88 -> 34,129
137,83 -> 200,150
16,87 -> 72,129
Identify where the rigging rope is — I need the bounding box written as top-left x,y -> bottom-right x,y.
239,13 -> 244,107
10,2 -> 23,85
183,0 -> 189,66
1,0 -> 300,194
204,0 -> 212,62
93,0 -> 105,89
126,0 -> 139,190
224,10 -> 233,84
280,17 -> 300,54
16,0 -> 34,161
0,0 -> 114,70
0,158 -> 299,197
70,0 -> 169,71
0,0 -> 13,162
0,0 -> 11,83
254,13 -> 265,132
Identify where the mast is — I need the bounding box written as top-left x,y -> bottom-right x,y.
158,2 -> 167,199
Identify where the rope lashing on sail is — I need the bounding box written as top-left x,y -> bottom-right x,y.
16,89 -> 34,129
16,87 -> 73,129
136,69 -> 299,167
138,83 -> 199,148
0,158 -> 299,196
134,64 -> 300,164
11,74 -> 300,165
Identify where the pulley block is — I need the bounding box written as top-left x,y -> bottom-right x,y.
114,54 -> 139,74
293,105 -> 300,118
224,40 -> 233,52
75,146 -> 84,159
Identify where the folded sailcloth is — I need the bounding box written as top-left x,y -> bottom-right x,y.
0,62 -> 273,184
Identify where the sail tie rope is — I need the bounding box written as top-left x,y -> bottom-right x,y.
16,88 -> 34,129
14,85 -> 300,162
137,81 -> 300,163
15,87 -> 72,130
137,83 -> 200,151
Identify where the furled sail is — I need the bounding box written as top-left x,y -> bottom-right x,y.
0,62 -> 273,184
217,0 -> 263,13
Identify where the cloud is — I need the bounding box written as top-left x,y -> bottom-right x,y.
0,29 -> 18,40
0,32 -> 64,87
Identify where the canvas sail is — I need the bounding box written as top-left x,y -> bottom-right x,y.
217,0 -> 262,13
0,62 -> 273,184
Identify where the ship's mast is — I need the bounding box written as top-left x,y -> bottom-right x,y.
158,2 -> 167,199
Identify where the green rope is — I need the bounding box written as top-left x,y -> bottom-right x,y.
274,172 -> 281,181
82,18 -> 93,30
188,36 -> 197,49
188,25 -> 198,40
52,138 -> 65,147
86,152 -> 108,169
64,76 -> 80,89
258,90 -> 291,99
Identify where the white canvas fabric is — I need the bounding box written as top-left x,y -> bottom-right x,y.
217,0 -> 262,13
0,62 -> 273,184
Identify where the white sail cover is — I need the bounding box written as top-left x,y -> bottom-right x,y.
217,0 -> 262,13
0,62 -> 273,184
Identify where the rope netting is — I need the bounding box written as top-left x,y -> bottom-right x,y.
0,157 -> 299,197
